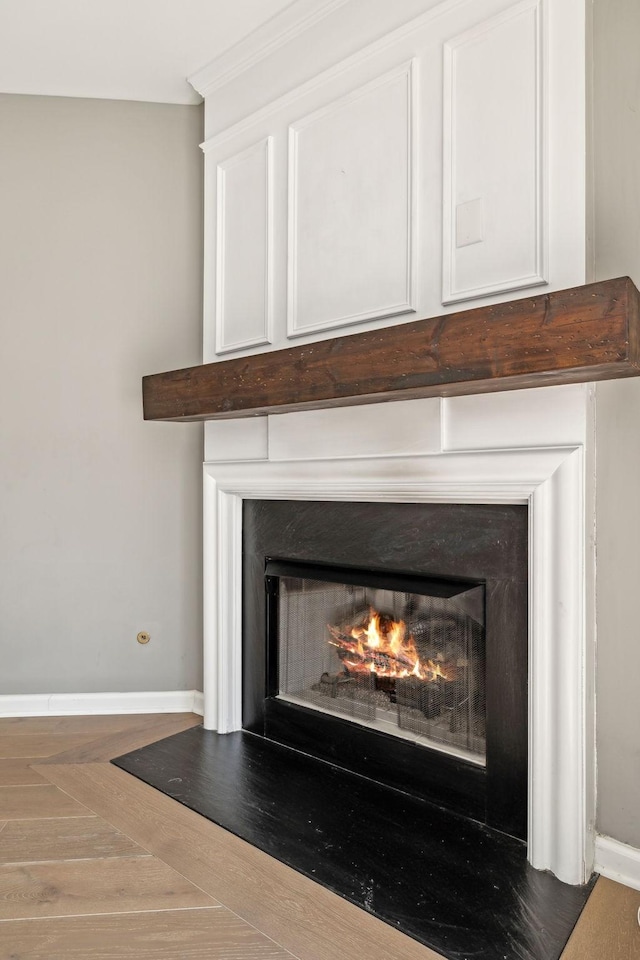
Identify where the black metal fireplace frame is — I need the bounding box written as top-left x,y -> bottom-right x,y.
242,499 -> 528,840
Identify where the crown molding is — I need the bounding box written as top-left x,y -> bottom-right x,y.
188,0 -> 351,100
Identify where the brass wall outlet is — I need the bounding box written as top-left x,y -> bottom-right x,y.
137,631 -> 150,644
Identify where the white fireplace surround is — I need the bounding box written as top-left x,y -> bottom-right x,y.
202,383 -> 595,887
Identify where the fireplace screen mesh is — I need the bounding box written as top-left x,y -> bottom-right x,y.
275,569 -> 486,765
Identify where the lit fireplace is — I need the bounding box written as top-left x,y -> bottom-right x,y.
328,608 -> 454,681
269,559 -> 486,766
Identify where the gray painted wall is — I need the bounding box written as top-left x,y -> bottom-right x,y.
0,94 -> 204,694
591,0 -> 640,846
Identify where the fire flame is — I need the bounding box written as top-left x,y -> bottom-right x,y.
328,608 -> 455,683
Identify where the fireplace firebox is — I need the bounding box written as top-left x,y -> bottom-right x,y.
243,499 -> 528,840
268,559 -> 486,765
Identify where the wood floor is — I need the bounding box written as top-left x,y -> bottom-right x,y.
0,714 -> 637,960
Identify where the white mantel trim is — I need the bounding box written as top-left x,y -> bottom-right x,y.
203,434 -> 591,886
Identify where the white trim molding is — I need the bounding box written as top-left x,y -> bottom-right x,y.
0,691 -> 204,718
189,0 -> 351,100
202,386 -> 595,886
595,836 -> 640,892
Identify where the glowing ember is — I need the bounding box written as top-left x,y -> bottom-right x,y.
328,608 -> 456,683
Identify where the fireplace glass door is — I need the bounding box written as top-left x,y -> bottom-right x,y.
266,559 -> 486,766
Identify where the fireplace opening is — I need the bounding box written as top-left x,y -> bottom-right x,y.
243,500 -> 528,840
268,559 -> 486,766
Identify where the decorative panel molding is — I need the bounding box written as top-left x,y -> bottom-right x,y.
442,0 -> 546,304
287,61 -> 416,338
215,137 -> 273,354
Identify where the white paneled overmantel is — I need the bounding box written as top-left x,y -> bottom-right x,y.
197,0 -> 586,362
202,384 -> 596,887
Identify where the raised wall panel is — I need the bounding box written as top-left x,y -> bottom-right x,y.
215,137 -> 273,354
287,61 -> 416,338
204,418 -> 269,463
443,384 -> 589,451
442,0 -> 546,304
268,398 -> 442,461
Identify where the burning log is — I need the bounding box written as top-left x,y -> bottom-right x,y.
328,625 -> 415,673
327,607 -> 458,710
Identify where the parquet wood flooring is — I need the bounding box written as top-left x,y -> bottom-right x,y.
0,734 -> 94,759
561,876 -> 640,959
0,909 -> 293,959
0,784 -> 90,820
0,816 -> 147,864
35,712 -> 202,764
0,713 -> 635,960
0,715 -> 150,735
0,759 -> 49,786
0,855 -> 215,920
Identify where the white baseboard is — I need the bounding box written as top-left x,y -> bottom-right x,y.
0,690 -> 204,718
595,835 -> 640,891
192,691 -> 204,716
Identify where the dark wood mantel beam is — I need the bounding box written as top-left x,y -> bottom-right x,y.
142,276 -> 640,422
